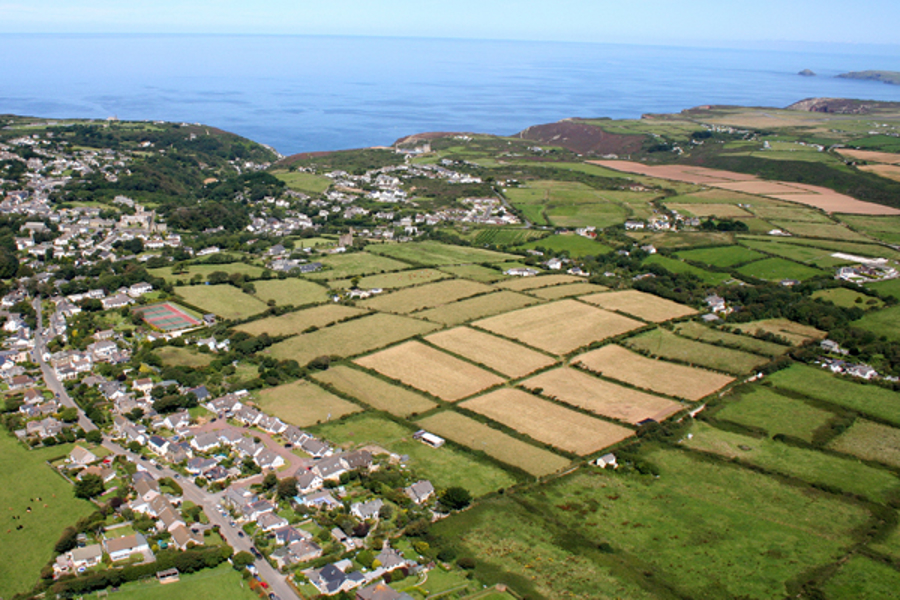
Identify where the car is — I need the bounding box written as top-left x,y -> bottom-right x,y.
283,443 -> 292,449
237,531 -> 244,538
250,547 -> 262,559
269,594 -> 280,600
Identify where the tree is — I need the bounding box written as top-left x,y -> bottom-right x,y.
85,430 -> 103,444
232,551 -> 255,570
261,472 -> 278,491
59,406 -> 79,423
74,474 -> 105,499
276,477 -> 297,501
54,526 -> 78,553
439,487 -> 472,511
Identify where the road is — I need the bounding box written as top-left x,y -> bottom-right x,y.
32,298 -> 96,432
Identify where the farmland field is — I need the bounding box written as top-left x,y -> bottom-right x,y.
684,421 -> 900,502
235,304 -> 366,337
272,170 -> 331,194
769,364 -> 900,425
154,346 -> 214,368
515,234 -> 614,257
250,278 -> 329,306
360,279 -> 492,314
868,277 -> 900,300
580,290 -> 698,323
674,321 -> 791,356
473,299 -> 644,355
425,327 -> 557,378
828,419 -> 900,468
714,387 -> 835,442
676,245 -> 765,267
415,290 -> 541,326
495,273 -> 582,291
665,203 -> 753,218
623,328 -> 770,374
176,285 -> 269,320
527,282 -> 608,300
811,287 -> 884,310
642,254 -> 733,285
574,344 -> 733,401
461,388 -> 634,455
731,318 -> 826,345
437,264 -> 507,282
255,379 -> 362,426
837,214 -> 900,245
822,556 -> 900,600
309,414 -> 517,496
523,367 -> 685,424
355,341 -> 505,402
267,313 -> 440,364
748,204 -> 835,223
505,180 -> 631,229
304,252 -> 412,280
329,268 -> 449,290
739,239 -> 854,268
735,257 -> 826,281
852,304 -> 900,341
311,365 -> 437,417
368,241 -> 515,265
773,221 -> 871,241
416,410 -> 571,477
149,262 -> 266,284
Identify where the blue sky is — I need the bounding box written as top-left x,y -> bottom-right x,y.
0,0 -> 897,46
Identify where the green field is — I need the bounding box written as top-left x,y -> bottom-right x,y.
868,277 -> 900,300
81,563 -> 259,600
154,346 -> 214,368
769,364 -> 900,425
469,228 -> 545,247
256,379 -> 362,426
271,170 -> 332,194
643,254 -> 733,284
738,240 -> 855,268
176,285 -> 269,320
516,234 -> 613,257
837,214 -> 900,245
330,268 -> 449,290
368,241 -> 516,266
623,327 -> 770,374
676,245 -> 766,267
822,556 -> 900,600
714,387 -> 835,442
765,221 -> 872,242
0,435 -> 95,599
150,262 -> 267,284
304,252 -> 413,280
736,257 -> 826,281
310,414 -> 517,496
812,287 -> 884,310
674,321 -> 791,357
251,278 -> 329,306
828,419 -> 900,469
437,264 -> 507,282
852,304 -> 900,341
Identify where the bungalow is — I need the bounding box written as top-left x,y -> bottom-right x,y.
127,282 -> 153,298
593,453 -> 618,469
132,378 -> 154,395
170,523 -> 203,550
312,455 -> 348,481
8,374 -> 35,391
296,470 -> 323,494
300,437 -> 331,458
186,457 -> 218,474
374,547 -> 410,571
404,480 -> 435,505
203,465 -> 229,483
287,539 -> 322,563
413,430 -> 445,448
257,414 -> 287,435
77,465 -> 116,483
297,490 -> 341,510
234,406 -> 262,426
22,388 -> 43,405
274,525 -> 312,546
101,293 -> 134,310
68,445 -> 98,467
217,429 -> 244,447
157,505 -> 186,533
26,417 -> 64,439
504,267 -> 539,277
350,499 -> 384,520
162,411 -> 190,430
190,432 -> 220,453
235,437 -> 264,459
283,425 -> 311,446
134,478 -> 161,503
69,544 -> 104,570
256,511 -> 289,532
356,582 -> 415,600
105,533 -> 150,562
307,563 -> 365,596
344,449 -> 373,471
256,449 -> 285,470
147,435 -> 170,456
207,394 -> 242,416
242,499 -> 275,521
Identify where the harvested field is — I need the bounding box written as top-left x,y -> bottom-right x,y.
528,282 -> 609,300
835,148 -> 900,164
437,264 -> 507,282
732,318 -> 826,345
523,367 -> 685,424
624,328 -> 770,375
574,344 -> 734,401
859,164 -> 900,182
665,203 -> 753,218
355,341 -> 505,402
772,221 -> 870,241
828,419 -> 900,469
175,286 -> 268,320
674,321 -> 790,356
425,327 -> 557,378
416,411 -> 571,477
311,365 -> 436,417
495,273 -> 583,291
360,279 -> 492,314
415,290 -> 540,326
368,241 -> 515,265
461,388 -> 634,455
580,290 -> 697,322
473,299 -> 643,355
330,268 -> 448,290
236,304 -> 366,337
256,379 -> 362,427
267,313 -> 439,364
748,205 -> 834,223
252,278 -> 329,306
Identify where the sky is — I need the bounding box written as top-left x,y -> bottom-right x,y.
0,0 -> 898,47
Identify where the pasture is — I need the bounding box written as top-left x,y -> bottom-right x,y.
311,365 -> 436,417
623,328 -> 770,375
416,410 -> 571,477
425,327 -> 557,378
837,214 -> 900,245
329,268 -> 449,290
267,313 -> 440,364
505,180 -> 631,229
251,278 -> 329,306
748,204 -> 834,223
735,257 -> 826,281
642,254 -> 733,285
515,234 -> 614,257
574,344 -> 734,401
473,299 -> 644,355
524,367 -> 685,424
713,387 -> 835,442
415,290 -> 541,326
579,290 -> 698,323
355,341 -> 504,402
811,287 -> 884,310
255,379 -> 362,426
149,262 -> 266,284
674,321 -> 792,356
665,202 -> 753,218
359,279 -> 492,314
272,170 -> 332,194
82,563 -> 260,600
304,252 -> 412,280
495,273 -> 583,291
731,318 -> 826,345
309,414 -> 517,496
528,282 -> 608,300
461,388 -> 634,455
676,245 -> 766,267
852,304 -> 900,341
176,285 -> 268,320
774,221 -> 872,241
868,277 -> 900,300
367,241 -> 515,265
235,304 -> 366,337
828,419 -> 900,468
154,346 -> 214,369
822,556 -> 900,600
437,264 -> 507,282
739,239 -> 855,268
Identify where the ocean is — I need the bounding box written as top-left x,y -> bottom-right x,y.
1,34 -> 899,155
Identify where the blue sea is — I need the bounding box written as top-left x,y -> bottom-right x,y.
1,34 -> 899,155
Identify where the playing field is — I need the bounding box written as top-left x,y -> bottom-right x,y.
251,278 -> 329,306
674,321 -> 791,356
360,279 -> 492,314
736,257 -> 826,281
527,282 -> 608,300
676,245 -> 766,267
580,290 -> 698,323
495,273 -> 582,291
574,344 -> 734,401
714,387 -> 835,442
416,410 -> 571,477
473,299 -> 643,355
425,327 -> 557,378
732,318 -> 826,345
256,379 -> 362,426
368,241 -> 516,265
461,388 -> 634,455
624,328 -> 770,375
176,285 -> 268,320
267,313 -> 440,364
330,268 -> 449,290
304,252 -> 412,280
828,419 -> 900,469
356,341 -> 505,402
137,301 -> 204,331
415,290 -> 541,326
311,365 -> 437,417
236,304 -> 366,337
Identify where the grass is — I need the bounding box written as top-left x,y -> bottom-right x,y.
271,170 -> 332,194
642,254 -> 733,285
251,278 -> 329,306
515,234 -> 613,258
812,287 -> 884,310
154,346 -> 214,369
769,364 -> 900,425
329,268 -> 449,290
731,318 -> 826,346
309,414 -> 517,496
0,434 -> 95,599
528,282 -> 608,300
828,419 -> 900,469
684,421 -> 900,503
838,214 -> 900,245
235,304 -> 366,337
360,279 -> 493,314
367,241 -> 516,266
495,274 -> 581,291
714,387 -> 835,442
624,327 -> 771,375
773,221 -> 872,242
505,180 -> 633,229
255,379 -> 362,427
676,245 -> 766,267
868,278 -> 900,300
304,252 -> 413,280
149,262 -> 266,284
176,285 -> 269,320
674,321 -> 791,357
821,556 -> 900,600
437,264 -> 507,282
736,257 -> 826,281
852,304 -> 900,342
415,290 -> 541,326
80,563 -> 260,600
310,364 -> 437,417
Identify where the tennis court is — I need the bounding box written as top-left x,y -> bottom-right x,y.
138,302 -> 203,332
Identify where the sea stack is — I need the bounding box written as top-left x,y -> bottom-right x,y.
798,69 -> 816,77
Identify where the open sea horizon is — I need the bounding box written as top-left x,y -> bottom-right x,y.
1,34 -> 899,155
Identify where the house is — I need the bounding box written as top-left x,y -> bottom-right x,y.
295,470 -> 324,494
413,430 -> 445,448
77,465 -> 116,483
170,524 -> 203,550
344,449 -> 373,471
186,457 -> 218,474
157,505 -> 186,532
217,429 -> 244,447
190,432 -> 220,453
101,293 -> 134,310
300,437 -> 330,458
133,477 -> 161,503
312,455 -> 348,481
593,453 -> 618,469
105,533 -> 150,562
297,490 -> 341,510
624,220 -> 645,230
162,411 -> 190,430
8,375 -> 35,391
242,499 -> 275,521
404,480 -> 435,505
147,435 -> 170,456
287,539 -> 322,563
504,267 -> 539,277
127,282 -> 153,298
350,499 -> 384,520
22,388 -> 43,405
203,465 -> 229,483
132,378 -> 154,395
69,544 -> 104,570
274,525 -> 311,546
356,582 -> 415,600
68,445 -> 98,467
374,547 -> 409,571
257,511 -> 289,532
26,417 -> 64,439
308,563 -> 365,596
256,449 -> 285,470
